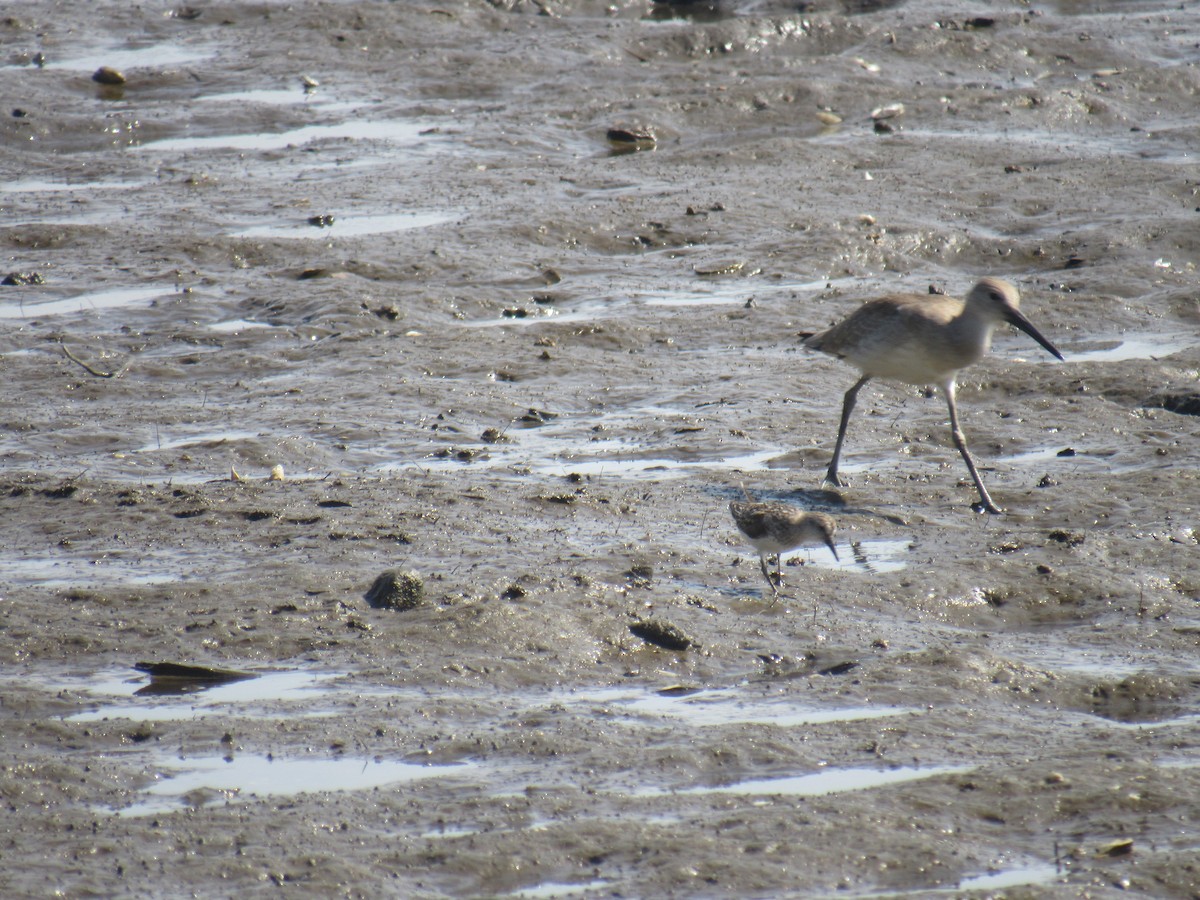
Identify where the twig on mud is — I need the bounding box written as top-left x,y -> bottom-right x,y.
59,339 -> 131,379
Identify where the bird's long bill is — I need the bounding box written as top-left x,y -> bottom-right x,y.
1005,307 -> 1064,360
824,536 -> 840,562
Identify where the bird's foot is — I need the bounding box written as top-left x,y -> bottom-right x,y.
972,498 -> 1004,515
824,470 -> 845,489
767,575 -> 783,605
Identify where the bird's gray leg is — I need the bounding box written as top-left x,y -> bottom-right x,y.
826,375 -> 871,487
758,554 -> 777,602
758,554 -> 778,598
944,381 -> 1001,514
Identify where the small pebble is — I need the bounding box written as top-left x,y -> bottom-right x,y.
364,569 -> 425,611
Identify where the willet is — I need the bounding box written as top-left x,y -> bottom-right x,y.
803,277 -> 1062,513
729,499 -> 839,601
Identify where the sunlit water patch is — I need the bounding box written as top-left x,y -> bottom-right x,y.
0,555 -> 183,589
0,178 -> 146,193
576,687 -> 914,729
1064,333 -> 1200,362
131,428 -> 263,454
465,276 -> 849,328
126,754 -> 474,817
955,863 -> 1061,893
0,285 -> 177,319
847,860 -> 1060,898
232,210 -> 456,239
633,764 -> 972,799
44,42 -> 214,72
835,538 -> 911,574
1101,712 -> 1200,731
523,448 -> 786,480
207,318 -> 277,333
137,118 -> 431,153
499,879 -> 612,900
999,445 -> 1117,470
0,538 -> 298,590
64,670 -> 347,723
196,88 -> 361,112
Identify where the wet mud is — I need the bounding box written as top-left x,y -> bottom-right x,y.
2,1 -> 1199,897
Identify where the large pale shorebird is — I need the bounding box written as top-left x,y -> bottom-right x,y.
729,497 -> 839,600
802,277 -> 1063,513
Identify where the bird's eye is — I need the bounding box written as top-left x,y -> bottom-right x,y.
989,291 -> 1004,303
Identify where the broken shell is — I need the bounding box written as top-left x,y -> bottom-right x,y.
694,260 -> 745,277
870,102 -> 905,120
1096,838 -> 1134,858
268,464 -> 285,481
301,74 -> 320,89
852,57 -> 881,73
816,110 -> 842,126
606,127 -> 657,152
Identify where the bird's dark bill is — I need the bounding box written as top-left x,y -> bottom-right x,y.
1005,307 -> 1063,360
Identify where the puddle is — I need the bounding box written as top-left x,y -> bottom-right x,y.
465,276 -> 843,329
0,555 -> 183,589
0,285 -> 177,319
196,88 -> 359,110
419,824 -> 484,840
1000,445 -> 1116,469
1008,641 -> 1160,680
579,687 -> 914,729
207,318 -> 276,334
1065,333 -> 1200,363
643,277 -> 828,309
848,860 -> 1060,898
1101,712 -> 1200,731
0,178 -> 146,194
137,118 -> 430,154
835,538 -> 910,574
127,754 -> 472,817
43,42 -> 214,72
956,862 -> 1060,892
1157,757 -> 1200,769
232,210 -> 456,239
403,442 -> 793,480
519,448 -> 790,480
131,428 -> 262,454
501,880 -> 611,900
66,670 -> 347,722
634,764 -> 971,799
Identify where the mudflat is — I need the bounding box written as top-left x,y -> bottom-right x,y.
2,1 -> 1198,897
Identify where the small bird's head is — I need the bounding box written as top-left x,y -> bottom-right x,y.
969,278 -> 1063,361
808,512 -> 840,563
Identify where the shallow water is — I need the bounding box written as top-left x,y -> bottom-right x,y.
0,285 -> 178,319
2,1 -> 1198,897
127,754 -> 474,818
632,764 -> 972,799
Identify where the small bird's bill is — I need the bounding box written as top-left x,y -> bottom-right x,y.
1005,307 -> 1063,360
824,537 -> 840,562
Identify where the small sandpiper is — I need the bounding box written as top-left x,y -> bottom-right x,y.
729,499 -> 839,600
802,277 -> 1063,513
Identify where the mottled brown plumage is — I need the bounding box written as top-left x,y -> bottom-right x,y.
729,501 -> 839,600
